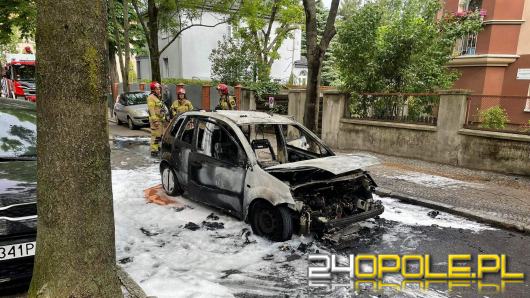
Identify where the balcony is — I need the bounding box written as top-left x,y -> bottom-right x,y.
454,34 -> 478,56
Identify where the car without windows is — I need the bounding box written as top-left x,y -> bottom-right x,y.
159,110 -> 384,241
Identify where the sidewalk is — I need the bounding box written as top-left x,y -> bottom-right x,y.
339,150 -> 530,233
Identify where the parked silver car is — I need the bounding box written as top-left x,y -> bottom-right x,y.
114,91 -> 150,130
159,110 -> 384,241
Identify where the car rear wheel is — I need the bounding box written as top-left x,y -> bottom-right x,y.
127,117 -> 138,130
250,201 -> 293,241
161,164 -> 182,196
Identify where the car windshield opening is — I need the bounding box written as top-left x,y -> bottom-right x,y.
239,123 -> 329,168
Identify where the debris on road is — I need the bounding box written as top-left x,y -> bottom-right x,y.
140,227 -> 159,237
428,210 -> 440,218
184,222 -> 200,231
206,213 -> 220,220
202,221 -> 224,230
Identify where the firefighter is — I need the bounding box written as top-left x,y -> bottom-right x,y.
215,83 -> 236,110
147,81 -> 167,157
170,86 -> 193,118
23,46 -> 33,54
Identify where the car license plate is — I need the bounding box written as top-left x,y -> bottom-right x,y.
0,242 -> 36,261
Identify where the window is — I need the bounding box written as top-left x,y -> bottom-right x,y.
136,60 -> 142,80
163,58 -> 169,77
281,124 -> 325,156
198,119 -> 240,164
179,117 -> 195,145
171,118 -> 184,137
525,84 -> 530,112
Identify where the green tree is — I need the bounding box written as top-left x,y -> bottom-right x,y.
335,0 -> 483,93
132,0 -> 238,82
0,0 -> 36,44
209,36 -> 255,85
29,0 -> 122,296
234,0 -> 304,82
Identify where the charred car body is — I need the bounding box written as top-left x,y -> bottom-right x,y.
160,111 -> 383,241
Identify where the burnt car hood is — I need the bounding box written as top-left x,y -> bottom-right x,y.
265,154 -> 379,175
0,160 -> 37,238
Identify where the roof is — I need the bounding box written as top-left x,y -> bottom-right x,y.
186,110 -> 296,125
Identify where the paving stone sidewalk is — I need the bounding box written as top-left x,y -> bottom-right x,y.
339,150 -> 530,233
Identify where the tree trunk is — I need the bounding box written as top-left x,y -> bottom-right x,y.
147,0 -> 161,82
30,0 -> 122,297
123,0 -> 130,90
303,0 -> 340,132
109,43 -> 119,85
110,0 -> 126,87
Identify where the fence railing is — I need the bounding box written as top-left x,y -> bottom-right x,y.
344,93 -> 440,126
465,95 -> 530,134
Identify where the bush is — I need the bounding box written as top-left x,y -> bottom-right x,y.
480,106 -> 509,129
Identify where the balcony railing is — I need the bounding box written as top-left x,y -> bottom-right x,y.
454,34 -> 478,56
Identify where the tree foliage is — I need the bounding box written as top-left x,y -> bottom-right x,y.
0,0 -> 36,44
233,0 -> 304,81
209,36 -> 255,85
335,0 -> 484,94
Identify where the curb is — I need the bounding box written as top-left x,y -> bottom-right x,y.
116,265 -> 156,298
375,187 -> 530,234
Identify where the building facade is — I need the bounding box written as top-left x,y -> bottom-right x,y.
136,12 -> 302,83
444,0 -> 530,124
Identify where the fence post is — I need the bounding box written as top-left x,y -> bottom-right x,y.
436,89 -> 471,164
288,88 -> 306,124
139,83 -> 145,91
321,89 -> 346,148
235,84 -> 242,110
202,84 -> 211,111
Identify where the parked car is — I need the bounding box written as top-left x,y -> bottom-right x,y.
159,110 -> 384,241
0,97 -> 37,291
113,91 -> 150,130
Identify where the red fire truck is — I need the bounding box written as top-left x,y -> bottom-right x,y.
1,54 -> 37,102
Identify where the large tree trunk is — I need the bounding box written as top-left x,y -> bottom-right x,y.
305,59 -> 320,132
30,0 -> 122,297
123,0 -> 130,90
147,0 -> 161,82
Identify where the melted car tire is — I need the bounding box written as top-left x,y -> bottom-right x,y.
250,201 -> 293,241
160,164 -> 182,196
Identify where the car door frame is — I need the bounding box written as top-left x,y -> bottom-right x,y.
114,94 -> 128,122
187,117 -> 248,218
171,115 -> 197,191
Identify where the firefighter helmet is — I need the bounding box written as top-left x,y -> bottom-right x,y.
216,83 -> 229,95
150,81 -> 161,90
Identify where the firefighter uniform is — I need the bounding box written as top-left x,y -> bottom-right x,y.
218,96 -> 236,110
171,99 -> 194,118
147,93 -> 166,154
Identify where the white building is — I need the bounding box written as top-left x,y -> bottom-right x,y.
136,12 -> 302,83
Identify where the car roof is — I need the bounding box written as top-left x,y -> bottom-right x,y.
185,110 -> 297,125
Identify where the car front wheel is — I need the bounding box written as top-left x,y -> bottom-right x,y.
127,117 -> 138,130
161,164 -> 182,196
250,201 -> 293,241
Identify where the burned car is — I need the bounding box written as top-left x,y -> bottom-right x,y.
160,110 -> 383,241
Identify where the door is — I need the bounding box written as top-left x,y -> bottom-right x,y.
188,119 -> 246,217
114,94 -> 127,121
172,116 -> 196,189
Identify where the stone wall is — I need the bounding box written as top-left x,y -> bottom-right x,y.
290,89 -> 530,176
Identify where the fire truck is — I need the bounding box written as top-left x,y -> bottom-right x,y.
1,54 -> 36,102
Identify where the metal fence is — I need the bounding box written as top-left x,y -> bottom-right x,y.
344,93 -> 440,126
465,95 -> 530,134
